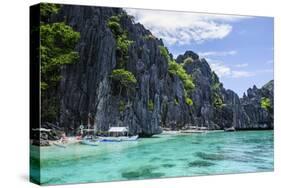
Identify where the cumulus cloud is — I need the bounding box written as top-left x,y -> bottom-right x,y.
125,8 -> 249,45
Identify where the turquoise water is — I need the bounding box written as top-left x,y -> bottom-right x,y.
30,131 -> 273,185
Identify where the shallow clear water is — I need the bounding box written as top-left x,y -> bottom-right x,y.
30,131 -> 273,185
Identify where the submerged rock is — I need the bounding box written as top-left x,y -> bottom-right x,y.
194,152 -> 228,161
121,166 -> 165,179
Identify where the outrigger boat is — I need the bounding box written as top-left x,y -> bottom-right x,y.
98,135 -> 139,142
80,139 -> 98,146
180,126 -> 209,134
98,127 -> 138,142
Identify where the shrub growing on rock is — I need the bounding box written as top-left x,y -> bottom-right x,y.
110,69 -> 137,97
261,97 -> 271,111
185,96 -> 193,106
212,93 -> 224,108
147,99 -> 154,111
119,100 -> 126,112
107,16 -> 122,36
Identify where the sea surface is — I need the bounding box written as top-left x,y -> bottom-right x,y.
30,130 -> 273,185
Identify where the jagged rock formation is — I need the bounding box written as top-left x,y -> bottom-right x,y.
173,52 -> 247,130
239,80 -> 274,129
45,5 -> 273,136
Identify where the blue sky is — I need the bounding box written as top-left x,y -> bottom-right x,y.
125,9 -> 274,97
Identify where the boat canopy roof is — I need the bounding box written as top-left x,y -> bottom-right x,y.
108,127 -> 128,133
32,128 -> 51,132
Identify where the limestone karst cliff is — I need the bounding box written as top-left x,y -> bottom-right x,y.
41,4 -> 274,136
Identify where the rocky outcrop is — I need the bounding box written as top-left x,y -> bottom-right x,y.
45,5 -> 273,136
171,54 -> 248,130
56,5 -> 167,136
239,80 -> 274,129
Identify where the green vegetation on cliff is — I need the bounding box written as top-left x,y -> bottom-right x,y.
147,99 -> 154,111
40,3 -> 60,22
119,100 -> 126,112
107,15 -> 133,68
108,14 -> 137,106
261,97 -> 271,111
110,69 -> 137,98
211,71 -> 224,108
159,45 -> 195,106
40,3 -> 80,122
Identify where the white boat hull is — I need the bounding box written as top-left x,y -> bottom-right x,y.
180,130 -> 208,134
80,140 -> 98,146
98,135 -> 138,142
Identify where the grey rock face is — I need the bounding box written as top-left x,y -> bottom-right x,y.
56,6 -> 166,136
239,80 -> 274,129
46,5 -> 273,136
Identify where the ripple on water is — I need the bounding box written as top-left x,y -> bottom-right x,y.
149,157 -> 162,162
195,152 -> 228,161
188,160 -> 216,167
232,155 -> 265,163
243,150 -> 269,157
191,142 -> 200,144
162,163 -> 176,168
244,137 -> 272,144
256,166 -> 273,171
121,166 -> 165,180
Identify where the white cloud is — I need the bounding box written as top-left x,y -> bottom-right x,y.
234,63 -> 248,68
210,62 -> 231,77
125,8 -> 250,45
208,59 -> 271,79
231,71 -> 254,78
210,62 -> 253,78
199,50 -> 237,57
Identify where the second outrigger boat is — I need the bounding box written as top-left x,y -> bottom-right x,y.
180,126 -> 209,134
98,127 -> 139,142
